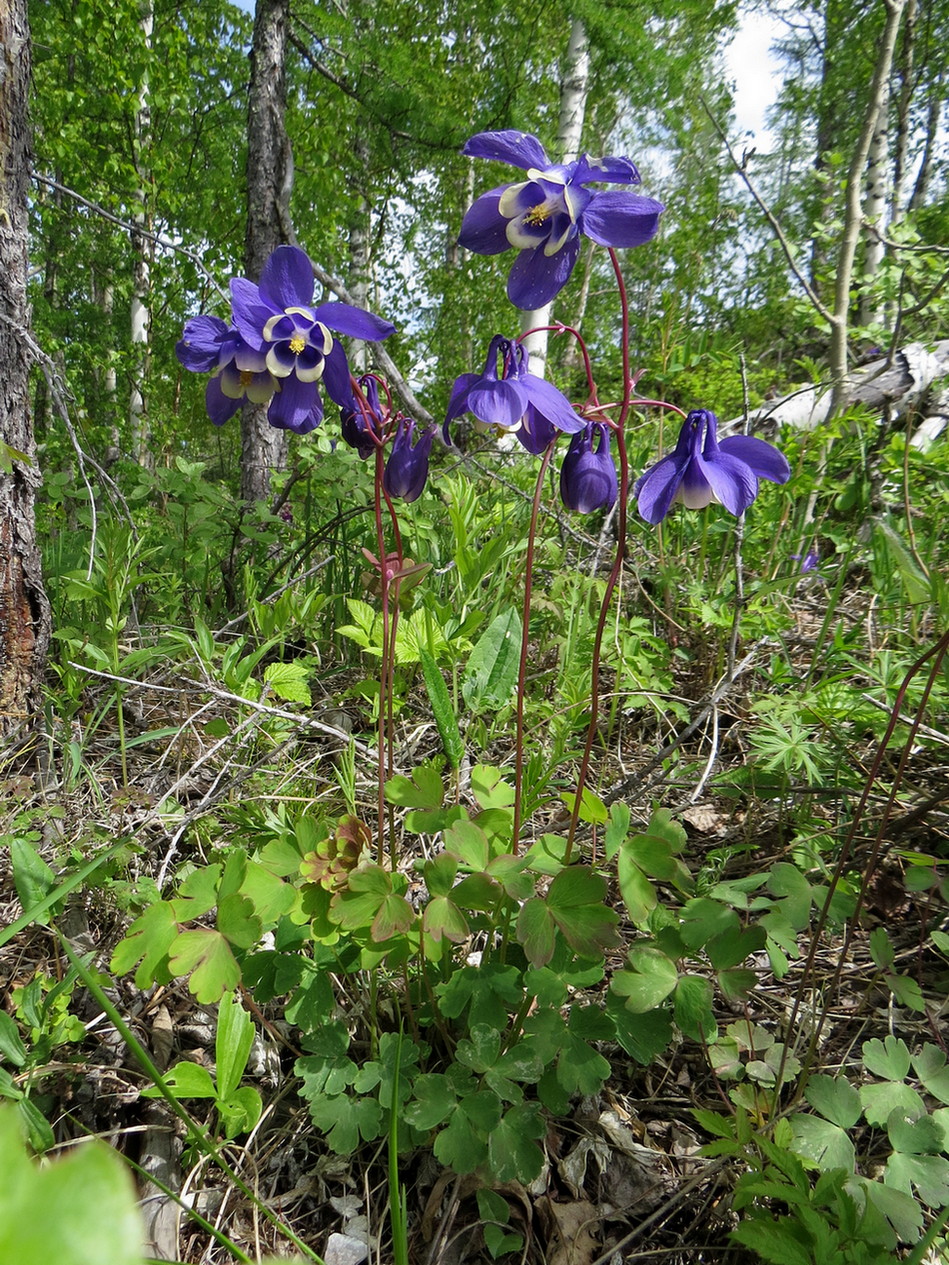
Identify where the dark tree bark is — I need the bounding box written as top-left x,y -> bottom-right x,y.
241,0 -> 292,504
0,0 -> 51,744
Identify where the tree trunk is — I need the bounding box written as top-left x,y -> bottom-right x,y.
129,0 -> 153,465
242,0 -> 292,504
0,0 -> 52,743
520,17 -> 589,378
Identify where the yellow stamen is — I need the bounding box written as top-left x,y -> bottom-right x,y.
523,203 -> 553,227
239,370 -> 255,387
289,335 -> 306,354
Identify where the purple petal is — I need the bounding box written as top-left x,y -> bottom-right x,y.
321,340 -> 356,410
698,451 -> 759,515
467,378 -> 528,428
516,408 -> 559,453
459,190 -> 512,255
573,154 -> 641,185
205,377 -> 241,427
312,302 -> 396,341
506,238 -> 580,309
636,455 -> 687,524
581,192 -> 664,248
259,245 -> 314,310
267,373 -> 322,432
520,375 -> 583,433
230,277 -> 272,349
442,372 -> 479,444
463,130 -> 549,171
718,435 -> 791,484
176,315 -> 228,372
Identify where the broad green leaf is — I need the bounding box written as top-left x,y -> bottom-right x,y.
705,923 -> 766,970
0,1013 -> 27,1067
516,898 -> 556,969
805,1075 -> 862,1128
168,929 -> 241,1002
679,898 -> 738,950
444,817 -> 490,870
885,1151 -> 949,1207
404,1074 -> 457,1131
218,1085 -> 262,1139
470,765 -> 516,810
860,1082 -> 925,1129
239,861 -> 296,925
789,1113 -> 856,1171
913,1045 -> 949,1105
216,991 -> 255,1101
768,862 -> 813,929
604,801 -> 631,860
887,1110 -> 945,1156
863,1035 -> 911,1081
110,901 -> 177,989
308,1092 -> 383,1153
10,839 -> 58,925
560,787 -> 608,825
0,1107 -> 144,1265
716,968 -> 759,1002
868,926 -> 895,969
216,893 -> 262,949
674,974 -> 716,1041
546,866 -> 620,958
487,1104 -> 545,1183
605,992 -> 674,1064
613,947 -> 678,1013
143,1060 -> 216,1100
617,851 -> 656,926
433,1107 -> 486,1174
858,1176 -> 923,1244
462,609 -> 521,712
384,762 -> 444,809
263,660 -> 311,705
423,851 -> 457,897
371,892 -> 416,941
423,896 -> 469,944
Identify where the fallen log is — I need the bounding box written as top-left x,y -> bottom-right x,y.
723,339 -> 949,438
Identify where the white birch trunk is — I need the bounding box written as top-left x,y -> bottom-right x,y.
129,0 -> 153,464
858,77 -> 890,329
520,18 -> 589,379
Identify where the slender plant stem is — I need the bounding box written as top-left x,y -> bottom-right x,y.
566,249 -> 632,855
512,440 -> 556,850
374,445 -> 390,865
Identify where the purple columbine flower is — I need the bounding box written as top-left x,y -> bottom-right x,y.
458,130 -> 664,309
635,409 -> 791,525
340,375 -> 386,459
176,315 -> 278,427
560,422 -> 618,513
443,335 -> 581,446
229,245 -> 395,434
791,548 -> 820,573
383,420 -> 436,502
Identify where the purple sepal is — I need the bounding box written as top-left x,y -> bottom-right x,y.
463,130 -> 549,171
581,192 -> 664,248
177,315 -> 229,372
313,301 -> 396,342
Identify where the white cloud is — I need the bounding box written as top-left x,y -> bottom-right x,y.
724,12 -> 783,148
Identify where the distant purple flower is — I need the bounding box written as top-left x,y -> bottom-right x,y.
560,422 -> 617,513
383,420 -> 436,502
443,335 -> 581,446
459,130 -> 663,308
176,315 -> 277,427
791,549 -> 820,573
635,409 -> 791,525
228,246 -> 396,434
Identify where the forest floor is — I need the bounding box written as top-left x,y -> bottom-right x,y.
2,579 -> 948,1265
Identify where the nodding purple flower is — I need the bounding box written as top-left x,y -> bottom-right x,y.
176,315 -> 278,427
341,375 -> 386,459
459,130 -> 663,309
560,422 -> 618,513
226,245 -> 395,434
443,334 -> 581,446
383,420 -> 436,502
635,409 -> 790,525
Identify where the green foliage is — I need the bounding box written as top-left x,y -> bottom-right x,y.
0,1107 -> 146,1265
